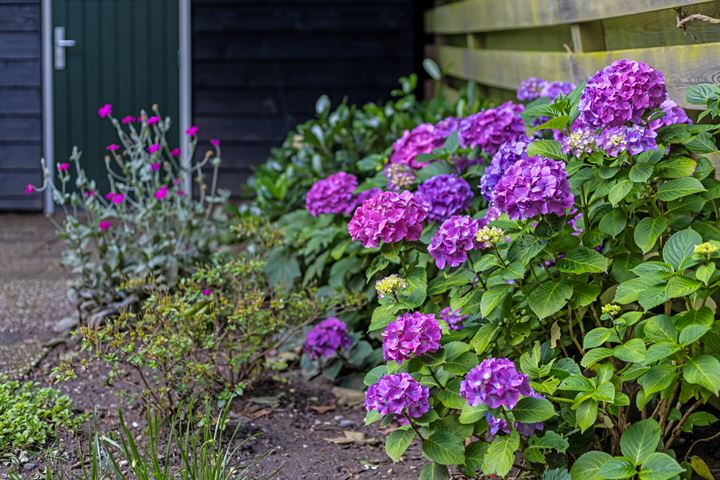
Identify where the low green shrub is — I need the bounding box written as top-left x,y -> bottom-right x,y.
0,375 -> 83,453
32,105 -> 229,323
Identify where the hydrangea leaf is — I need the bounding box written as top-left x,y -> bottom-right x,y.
513,397 -> 556,423
609,179 -> 633,206
482,431 -> 520,476
422,431 -> 465,465
459,403 -> 488,424
656,177 -> 706,201
620,419 -> 661,465
526,139 -> 564,160
637,364 -> 675,397
682,354 -> 720,395
469,323 -> 498,355
528,281 -> 573,319
556,248 -> 608,274
597,457 -> 637,478
633,217 -> 669,254
570,451 -> 614,479
524,431 -> 569,465
662,228 -> 702,271
575,399 -> 598,432
638,453 -> 685,480
599,209 -> 627,236
418,462 -> 449,480
363,365 -> 388,386
385,427 -> 415,462
480,284 -> 511,317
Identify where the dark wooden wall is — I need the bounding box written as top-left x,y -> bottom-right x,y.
0,0 -> 41,210
191,0 -> 422,192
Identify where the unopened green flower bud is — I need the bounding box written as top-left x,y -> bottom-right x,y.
475,226 -> 504,246
694,242 -> 717,255
601,304 -> 621,316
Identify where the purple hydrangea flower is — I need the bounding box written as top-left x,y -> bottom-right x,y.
541,81 -> 575,101
439,307 -> 468,331
415,174 -> 473,222
384,163 -> 416,191
348,190 -> 427,248
435,116 -> 461,137
306,172 -> 358,216
561,127 -> 596,158
485,414 -> 544,438
343,187 -> 382,216
579,59 -> 667,128
493,156 -> 574,220
428,215 -> 480,269
460,358 -> 535,409
648,99 -> 692,131
597,125 -> 657,157
304,317 -> 352,359
481,137 -> 531,201
459,102 -> 526,155
517,77 -> 546,101
382,312 -> 442,363
365,373 -> 430,420
390,123 -> 446,169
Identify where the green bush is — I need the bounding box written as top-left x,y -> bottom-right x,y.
0,375 -> 83,453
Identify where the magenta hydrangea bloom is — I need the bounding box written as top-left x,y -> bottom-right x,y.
435,116 -> 461,137
428,215 -> 480,269
390,123 -> 446,169
493,156 -> 574,220
481,137 -> 531,201
460,358 -> 535,409
541,81 -> 575,101
439,307 -> 468,331
343,187 -> 382,216
459,102 -> 525,155
597,125 -> 657,157
517,77 -> 546,101
415,174 -> 473,222
305,171 -> 358,217
365,373 -> 430,420
348,190 -> 427,248
648,99 -> 692,131
384,163 -> 416,191
579,59 -> 667,128
382,312 -> 442,363
304,317 -> 352,360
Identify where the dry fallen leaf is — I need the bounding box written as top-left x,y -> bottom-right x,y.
332,387 -> 365,407
324,430 -> 379,446
310,402 -> 336,414
250,407 -> 273,419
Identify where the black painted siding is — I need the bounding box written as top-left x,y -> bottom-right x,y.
0,0 -> 41,210
191,0 -> 421,192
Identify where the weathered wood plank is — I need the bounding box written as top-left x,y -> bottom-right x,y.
435,42 -> 720,108
0,4 -> 39,32
426,0 -> 715,33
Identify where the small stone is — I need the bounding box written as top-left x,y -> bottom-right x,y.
338,419 -> 355,428
23,463 -> 36,471
53,315 -> 78,333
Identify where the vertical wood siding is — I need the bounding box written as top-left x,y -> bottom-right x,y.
0,0 -> 41,210
191,0 -> 422,192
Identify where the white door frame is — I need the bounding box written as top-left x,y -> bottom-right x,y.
40,0 -> 193,214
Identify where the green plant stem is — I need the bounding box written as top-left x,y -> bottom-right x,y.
427,366 -> 442,387
404,416 -> 425,440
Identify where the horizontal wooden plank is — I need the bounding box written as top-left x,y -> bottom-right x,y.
0,196 -> 42,210
426,0 -> 714,33
0,60 -> 39,86
0,4 -> 39,31
435,42 -> 720,109
0,116 -> 40,141
194,115 -> 306,143
0,171 -> 41,196
0,142 -> 41,169
0,88 -> 39,113
0,32 -> 39,58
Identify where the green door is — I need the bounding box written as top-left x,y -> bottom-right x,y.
53,0 -> 179,194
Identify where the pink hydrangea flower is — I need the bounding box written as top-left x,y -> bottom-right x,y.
305,172 -> 357,216
348,190 -> 427,248
98,103 -> 112,118
155,185 -> 169,200
147,144 -> 161,154
170,147 -> 181,157
186,125 -> 199,136
106,144 -> 120,152
121,115 -> 136,124
428,215 -> 481,269
58,162 -> 70,171
389,123 -> 446,169
382,312 -> 442,363
151,162 -> 161,172
99,220 -> 112,231
24,184 -> 35,194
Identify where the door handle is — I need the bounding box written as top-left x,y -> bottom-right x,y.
54,27 -> 76,70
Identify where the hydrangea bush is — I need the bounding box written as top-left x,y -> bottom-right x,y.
327,60 -> 720,479
29,104 -> 228,322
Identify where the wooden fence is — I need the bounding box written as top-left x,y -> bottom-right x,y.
425,0 -> 720,109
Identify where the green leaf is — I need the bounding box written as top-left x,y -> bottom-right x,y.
644,315 -> 678,343
385,427 -> 415,462
459,403 -> 488,424
418,463 -> 449,480
397,266 -> 427,309
613,338 -> 646,363
655,156 -> 696,179
533,115 -> 570,132
364,365 -> 387,386
422,431 -> 465,465
663,228 -> 702,271
638,452 -> 685,480
599,209 -> 627,237
513,397 -> 556,423
526,139 -> 564,160
428,268 -> 474,295
638,364 -> 675,397
620,419 -> 661,465
416,161 -> 452,182
364,410 -> 382,425
609,179 -> 633,206
581,348 -> 613,368
528,281 -> 573,319
263,247 -> 300,291
665,276 -> 700,299
629,163 -> 653,183
686,132 -> 718,154
570,451 -> 614,480
444,352 -> 478,375
575,399 -> 598,432
557,248 -> 609,274
543,468 -> 572,480
682,354 -> 720,395
597,457 -> 637,479
687,83 -> 717,105
423,58 -> 442,80
482,431 -> 520,477
480,285 -> 511,317
469,323 -> 498,355
366,255 -> 390,280
464,441 -> 487,471
524,431 -> 569,465
681,411 -> 718,433
656,177 -> 706,201
583,327 -> 615,349
634,217 -> 669,254
508,235 -> 548,264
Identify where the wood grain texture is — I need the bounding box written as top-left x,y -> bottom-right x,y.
434,42 -> 720,108
426,0 -> 715,33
